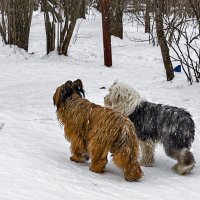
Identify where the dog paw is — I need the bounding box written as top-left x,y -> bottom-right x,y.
172,164 -> 194,175
124,163 -> 144,181
89,166 -> 104,173
140,160 -> 154,167
124,171 -> 143,182
70,155 -> 84,163
125,177 -> 139,182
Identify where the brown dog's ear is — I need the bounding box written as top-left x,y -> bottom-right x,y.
65,80 -> 73,86
72,79 -> 85,98
59,80 -> 73,105
53,81 -> 73,109
53,87 -> 61,107
73,79 -> 83,88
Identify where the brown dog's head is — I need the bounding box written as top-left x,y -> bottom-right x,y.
53,79 -> 85,110
53,80 -> 73,109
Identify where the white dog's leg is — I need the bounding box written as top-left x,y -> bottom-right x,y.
140,140 -> 156,167
171,148 -> 195,175
104,94 -> 112,108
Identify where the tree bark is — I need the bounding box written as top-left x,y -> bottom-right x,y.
109,0 -> 124,39
43,0 -> 56,54
101,0 -> 112,67
61,20 -> 77,56
79,0 -> 86,19
155,0 -> 174,81
145,0 -> 151,33
0,0 -> 34,51
58,0 -> 84,56
0,0 -> 7,43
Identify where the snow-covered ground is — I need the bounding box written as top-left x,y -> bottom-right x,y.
0,10 -> 200,200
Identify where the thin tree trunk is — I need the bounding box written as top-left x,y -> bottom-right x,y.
61,20 -> 76,56
109,0 -> 124,39
1,0 -> 34,51
43,0 -> 55,54
0,0 -> 7,43
155,0 -> 174,81
58,0 -> 84,56
79,0 -> 86,19
145,0 -> 151,33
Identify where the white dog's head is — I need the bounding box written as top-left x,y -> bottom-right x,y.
104,80 -> 142,115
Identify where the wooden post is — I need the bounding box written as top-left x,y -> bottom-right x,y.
101,0 -> 112,67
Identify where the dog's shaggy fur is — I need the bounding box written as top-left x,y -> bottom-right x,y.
53,79 -> 143,181
104,81 -> 195,175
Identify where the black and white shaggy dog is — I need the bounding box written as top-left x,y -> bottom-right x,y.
104,80 -> 195,175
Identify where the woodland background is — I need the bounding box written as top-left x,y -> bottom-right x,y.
0,0 -> 199,83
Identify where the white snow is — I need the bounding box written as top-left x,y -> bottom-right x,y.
0,10 -> 200,200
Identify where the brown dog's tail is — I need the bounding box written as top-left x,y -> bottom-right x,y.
111,119 -> 143,181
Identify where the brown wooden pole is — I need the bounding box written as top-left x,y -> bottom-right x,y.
101,0 -> 112,67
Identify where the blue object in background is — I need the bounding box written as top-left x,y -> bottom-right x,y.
173,65 -> 181,72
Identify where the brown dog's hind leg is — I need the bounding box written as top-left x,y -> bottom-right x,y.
88,142 -> 108,173
113,151 -> 143,181
124,161 -> 143,182
89,157 -> 108,173
70,137 -> 86,163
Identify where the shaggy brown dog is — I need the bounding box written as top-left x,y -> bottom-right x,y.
53,79 -> 143,181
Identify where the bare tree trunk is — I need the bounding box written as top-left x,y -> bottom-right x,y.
43,0 -> 56,54
33,0 -> 40,11
79,0 -> 86,19
0,0 -> 34,51
145,0 -> 151,33
61,20 -> 77,56
95,0 -> 101,11
57,0 -> 85,56
0,0 -> 7,43
44,14 -> 56,54
109,0 -> 124,39
155,0 -> 174,81
101,0 -> 112,67
188,0 -> 200,35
